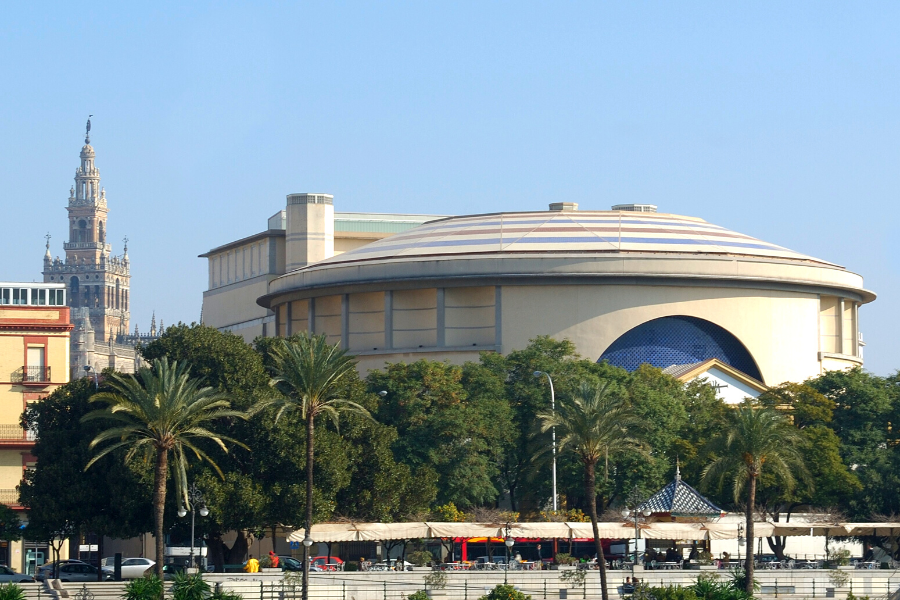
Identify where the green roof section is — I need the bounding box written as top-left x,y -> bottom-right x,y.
334,212 -> 445,234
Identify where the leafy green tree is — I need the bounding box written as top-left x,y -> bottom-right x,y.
808,368 -> 897,518
367,359 -> 511,507
0,505 -> 22,544
267,333 -> 370,594
701,403 -> 807,594
83,358 -> 246,579
537,381 -> 644,600
755,382 -> 861,559
19,377 -> 153,572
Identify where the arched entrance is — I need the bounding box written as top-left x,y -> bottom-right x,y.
598,315 -> 762,381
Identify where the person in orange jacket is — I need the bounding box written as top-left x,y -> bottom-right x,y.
269,551 -> 280,568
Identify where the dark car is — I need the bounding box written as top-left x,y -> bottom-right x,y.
55,563 -> 113,582
278,556 -> 304,571
0,566 -> 35,583
35,560 -> 87,581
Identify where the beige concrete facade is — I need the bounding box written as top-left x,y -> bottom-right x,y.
201,201 -> 442,342
0,283 -> 72,572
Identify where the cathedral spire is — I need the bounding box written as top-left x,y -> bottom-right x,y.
150,312 -> 157,337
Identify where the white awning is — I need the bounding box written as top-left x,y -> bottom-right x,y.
425,522 -> 503,538
641,522 -> 708,541
568,522 -> 636,539
704,522 -> 775,539
509,522 -> 572,538
844,523 -> 900,537
291,523 -> 358,543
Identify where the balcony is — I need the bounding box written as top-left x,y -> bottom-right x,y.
0,489 -> 22,508
12,366 -> 51,384
0,425 -> 36,446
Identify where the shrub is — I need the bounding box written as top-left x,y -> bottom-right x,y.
408,551 -> 435,567
560,569 -> 585,588
124,575 -> 164,600
554,553 -> 576,566
258,555 -> 273,569
344,562 -> 359,572
172,572 -> 211,600
210,591 -> 243,600
646,586 -> 699,600
0,584 -> 25,600
423,571 -> 447,590
408,591 -> 429,600
478,585 -> 532,600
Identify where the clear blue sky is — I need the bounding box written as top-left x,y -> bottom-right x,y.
2,2 -> 897,375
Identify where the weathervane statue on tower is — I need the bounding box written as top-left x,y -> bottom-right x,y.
85,115 -> 92,144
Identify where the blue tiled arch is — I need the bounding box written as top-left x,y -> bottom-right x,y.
598,316 -> 762,381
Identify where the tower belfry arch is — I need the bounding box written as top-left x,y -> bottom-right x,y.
42,118 -> 135,376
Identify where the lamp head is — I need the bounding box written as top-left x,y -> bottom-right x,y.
621,509 -> 631,518
378,391 -> 388,397
642,509 -> 652,517
504,537 -> 514,548
533,371 -> 542,378
177,508 -> 187,518
199,507 -> 209,517
83,365 -> 91,372
303,535 -> 314,547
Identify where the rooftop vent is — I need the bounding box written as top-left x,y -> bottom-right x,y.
549,202 -> 578,212
611,204 -> 657,213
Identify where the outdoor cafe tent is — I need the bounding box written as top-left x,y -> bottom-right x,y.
292,521 -> 883,544
770,523 -> 850,537
703,522 -> 776,540
844,523 -> 900,537
640,522 -> 708,541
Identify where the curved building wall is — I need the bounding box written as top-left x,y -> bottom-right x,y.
269,280 -> 862,384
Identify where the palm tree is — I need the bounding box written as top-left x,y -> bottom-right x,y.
701,401 -> 807,594
268,333 -> 371,600
537,381 -> 644,600
83,358 -> 246,579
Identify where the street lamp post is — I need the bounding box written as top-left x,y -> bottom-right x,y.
302,534 -> 314,600
177,483 -> 209,570
622,488 -> 651,568
533,371 -> 557,512
504,524 -> 514,586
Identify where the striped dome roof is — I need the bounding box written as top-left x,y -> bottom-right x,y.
314,210 -> 835,268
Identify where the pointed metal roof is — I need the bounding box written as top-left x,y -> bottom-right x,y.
637,466 -> 724,518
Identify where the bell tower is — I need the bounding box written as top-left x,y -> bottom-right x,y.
43,118 -> 131,372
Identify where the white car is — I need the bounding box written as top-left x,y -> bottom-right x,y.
119,558 -> 156,579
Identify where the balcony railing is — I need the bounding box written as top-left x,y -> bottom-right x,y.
12,366 -> 51,383
0,489 -> 21,506
0,425 -> 36,442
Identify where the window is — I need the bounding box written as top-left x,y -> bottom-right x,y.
48,289 -> 65,306
12,288 -> 27,305
0,289 -> 9,305
31,289 -> 46,305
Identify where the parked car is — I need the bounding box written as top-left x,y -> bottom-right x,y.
55,563 -> 113,582
119,558 -> 155,579
278,556 -> 304,571
0,566 -> 34,583
309,556 -> 344,571
35,560 -> 87,581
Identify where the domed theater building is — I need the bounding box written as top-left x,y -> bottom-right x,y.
251,199 -> 874,386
